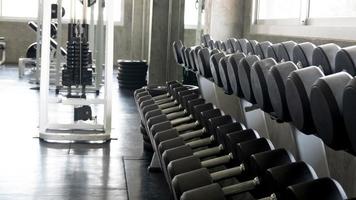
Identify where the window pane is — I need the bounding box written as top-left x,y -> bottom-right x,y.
185,0 -> 204,27
310,0 -> 356,18
258,0 -> 301,19
2,0 -> 38,18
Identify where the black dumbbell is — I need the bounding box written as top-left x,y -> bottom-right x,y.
343,78 -> 356,153
210,52 -> 226,88
168,138 -> 274,183
148,104 -> 221,138
255,41 -> 273,59
197,47 -> 221,79
279,177 -> 347,200
135,81 -> 182,102
310,72 -> 353,151
173,149 -> 304,199
180,161 -> 316,200
225,52 -> 247,97
312,43 -> 341,75
238,55 -> 261,103
162,129 -> 259,174
154,110 -> 235,152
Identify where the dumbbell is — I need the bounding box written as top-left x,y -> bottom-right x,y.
255,41 -> 273,59
219,53 -> 244,95
181,161 -> 317,200
266,43 -> 317,122
312,43 -> 341,75
310,72 -> 353,151
197,47 -> 221,79
173,149 -> 304,199
135,81 -> 182,102
343,78 -> 356,153
162,129 -> 259,174
238,55 -> 261,103
210,52 -> 226,88
148,104 -> 221,139
143,91 -> 201,122
279,177 -> 347,200
154,109 -> 234,152
168,138 -> 274,183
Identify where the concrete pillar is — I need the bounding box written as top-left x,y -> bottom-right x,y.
148,0 -> 184,84
205,0 -> 245,40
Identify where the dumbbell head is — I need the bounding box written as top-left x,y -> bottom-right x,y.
193,46 -> 203,74
310,72 -> 352,150
285,66 -> 324,134
214,122 -> 244,153
312,43 -> 341,75
255,41 -> 272,59
250,58 -> 278,112
238,55 -> 261,103
219,56 -> 233,95
197,48 -> 213,78
293,42 -> 316,67
247,40 -> 258,55
267,61 -> 299,121
224,129 -> 260,161
210,52 -> 225,87
335,45 -> 356,76
254,162 -> 317,198
343,78 -> 356,153
227,53 -> 246,97
237,38 -> 249,54
173,40 -> 184,65
282,178 -> 347,200
277,41 -> 297,62
267,43 -> 281,62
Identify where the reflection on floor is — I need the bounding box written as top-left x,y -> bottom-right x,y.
0,66 -> 170,200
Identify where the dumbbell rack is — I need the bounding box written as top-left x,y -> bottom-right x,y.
38,0 -> 114,142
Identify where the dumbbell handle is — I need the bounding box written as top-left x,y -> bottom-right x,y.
180,128 -> 206,140
155,96 -> 174,105
259,194 -> 277,200
222,177 -> 260,196
164,106 -> 184,116
187,135 -> 214,149
159,99 -> 178,109
193,144 -> 223,158
153,93 -> 170,101
210,164 -> 245,182
176,121 -> 200,132
201,153 -> 233,168
170,114 -> 193,126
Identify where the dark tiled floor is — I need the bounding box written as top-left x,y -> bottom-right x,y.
0,66 -> 170,200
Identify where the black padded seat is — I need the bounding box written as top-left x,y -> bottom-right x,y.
335,45 -> 356,76
343,78 -> 356,153
255,41 -> 272,59
247,40 -> 258,55
197,48 -> 213,78
173,40 -> 184,65
238,55 -> 261,103
312,43 -> 341,75
277,41 -> 297,62
310,72 -> 352,150
210,52 -> 225,87
285,66 -> 324,135
267,61 -> 299,122
219,56 -> 233,95
293,42 -> 316,68
250,58 -> 278,112
227,53 -> 246,97
267,43 -> 281,62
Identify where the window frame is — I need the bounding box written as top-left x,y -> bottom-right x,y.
0,0 -> 124,26
251,0 -> 356,40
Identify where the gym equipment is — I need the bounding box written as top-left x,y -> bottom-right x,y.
117,60 -> 148,89
210,52 -> 226,88
293,42 -> 316,68
343,78 -> 356,153
173,150 -> 304,199
238,55 -> 261,103
281,177 -> 347,200
310,72 -> 353,151
169,137 -> 274,183
335,45 -> 356,76
180,157 -> 316,200
163,129 -> 259,172
226,52 -> 246,97
312,43 -> 341,75
255,41 -> 272,59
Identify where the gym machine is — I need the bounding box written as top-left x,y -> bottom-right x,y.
38,0 -> 114,142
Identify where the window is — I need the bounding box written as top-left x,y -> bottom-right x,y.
185,0 -> 205,28
252,0 -> 356,40
0,0 -> 123,24
257,0 -> 301,20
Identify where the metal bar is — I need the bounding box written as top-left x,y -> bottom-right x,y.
55,0 -> 63,88
95,0 -> 105,91
39,0 -> 52,134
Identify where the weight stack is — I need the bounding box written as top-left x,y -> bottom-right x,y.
117,60 -> 148,89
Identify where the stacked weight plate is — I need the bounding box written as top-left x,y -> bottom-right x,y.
117,60 -> 148,89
